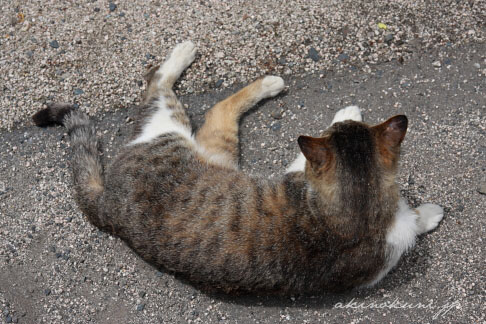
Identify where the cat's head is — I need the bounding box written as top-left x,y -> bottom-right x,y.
298,115 -> 408,200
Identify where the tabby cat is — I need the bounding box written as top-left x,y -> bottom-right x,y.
33,41 -> 444,293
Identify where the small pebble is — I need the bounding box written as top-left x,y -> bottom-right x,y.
384,34 -> 394,44
136,303 -> 146,311
214,79 -> 224,88
109,3 -> 117,12
270,110 -> 283,119
277,57 -> 287,65
49,40 -> 59,49
337,53 -> 349,62
271,122 -> 282,131
44,288 -> 51,296
408,175 -> 415,185
432,61 -> 441,68
477,182 -> 486,195
73,88 -> 84,95
308,47 -> 320,62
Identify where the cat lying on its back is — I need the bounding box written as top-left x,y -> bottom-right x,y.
33,41 -> 444,294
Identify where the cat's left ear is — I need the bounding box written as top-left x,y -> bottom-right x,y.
297,136 -> 330,170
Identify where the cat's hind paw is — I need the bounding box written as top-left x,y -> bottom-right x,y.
158,41 -> 197,83
416,203 -> 444,234
331,105 -> 362,125
169,41 -> 197,70
260,76 -> 285,99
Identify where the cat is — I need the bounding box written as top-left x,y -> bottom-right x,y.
33,41 -> 444,294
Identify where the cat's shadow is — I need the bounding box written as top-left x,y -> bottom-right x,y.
197,238 -> 432,309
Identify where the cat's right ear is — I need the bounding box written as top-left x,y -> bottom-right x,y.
372,115 -> 408,148
297,136 -> 330,170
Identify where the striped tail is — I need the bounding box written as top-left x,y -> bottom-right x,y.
33,104 -> 106,230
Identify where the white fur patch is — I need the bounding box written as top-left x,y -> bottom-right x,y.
129,98 -> 194,145
286,153 -> 306,173
331,105 -> 362,125
260,76 -> 285,99
365,198 -> 418,286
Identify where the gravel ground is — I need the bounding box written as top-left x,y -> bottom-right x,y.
1,1 -> 485,323
1,0 -> 485,131
1,41 -> 485,323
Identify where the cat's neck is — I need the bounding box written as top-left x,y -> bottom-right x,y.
304,174 -> 399,232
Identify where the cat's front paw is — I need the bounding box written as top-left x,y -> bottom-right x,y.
260,76 -> 285,98
416,203 -> 444,234
168,41 -> 198,71
331,105 -> 362,125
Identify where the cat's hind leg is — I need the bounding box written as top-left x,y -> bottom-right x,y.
196,76 -> 285,168
130,41 -> 197,145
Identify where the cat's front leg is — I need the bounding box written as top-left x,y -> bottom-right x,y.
364,199 -> 418,286
331,105 -> 362,125
365,198 -> 443,287
415,203 -> 444,235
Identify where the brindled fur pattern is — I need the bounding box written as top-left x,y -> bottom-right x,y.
33,41 -> 444,294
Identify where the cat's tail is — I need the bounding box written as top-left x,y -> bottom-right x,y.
33,104 -> 106,229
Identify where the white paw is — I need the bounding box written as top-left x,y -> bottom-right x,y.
416,203 -> 444,234
159,41 -> 197,79
260,76 -> 285,98
331,105 -> 362,125
169,41 -> 197,69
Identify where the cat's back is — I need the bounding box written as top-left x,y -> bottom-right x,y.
105,134 -> 220,206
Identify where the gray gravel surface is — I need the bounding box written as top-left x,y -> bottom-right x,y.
1,0 -> 485,130
1,1 -> 485,323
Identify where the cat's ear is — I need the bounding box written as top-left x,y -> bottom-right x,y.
373,115 -> 408,148
297,136 -> 330,170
